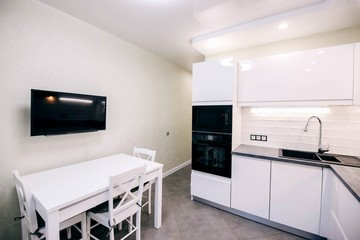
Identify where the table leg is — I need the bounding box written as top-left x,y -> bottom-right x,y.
46,211 -> 60,240
154,167 -> 163,229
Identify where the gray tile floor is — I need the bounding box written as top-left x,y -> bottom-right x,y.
71,164 -> 305,240
121,164 -> 304,240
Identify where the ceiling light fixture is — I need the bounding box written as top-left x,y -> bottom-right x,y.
278,22 -> 288,30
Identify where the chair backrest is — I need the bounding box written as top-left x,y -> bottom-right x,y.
13,170 -> 39,234
107,165 -> 146,227
133,147 -> 156,162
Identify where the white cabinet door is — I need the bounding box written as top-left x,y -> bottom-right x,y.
237,43 -> 354,105
320,168 -> 340,239
191,170 -> 231,207
270,161 -> 322,234
193,59 -> 233,104
321,168 -> 360,240
336,176 -> 360,240
231,156 -> 271,219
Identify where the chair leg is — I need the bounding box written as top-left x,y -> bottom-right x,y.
109,227 -> 115,240
80,213 -> 87,240
128,216 -> 133,233
66,227 -> 71,239
86,215 -> 91,239
136,211 -> 141,240
21,221 -> 30,240
148,185 -> 152,215
118,221 -> 123,230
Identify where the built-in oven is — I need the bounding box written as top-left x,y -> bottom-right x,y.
192,132 -> 232,178
192,105 -> 232,178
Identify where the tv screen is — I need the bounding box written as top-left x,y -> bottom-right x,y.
31,89 -> 106,136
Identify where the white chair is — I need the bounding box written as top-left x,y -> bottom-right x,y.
133,147 -> 156,215
86,165 -> 146,240
12,170 -> 86,240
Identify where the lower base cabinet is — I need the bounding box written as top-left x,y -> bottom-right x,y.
321,168 -> 360,240
195,154 -> 360,239
231,156 -> 270,219
191,170 -> 231,207
270,161 -> 322,235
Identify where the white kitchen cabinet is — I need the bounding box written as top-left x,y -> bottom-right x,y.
191,170 -> 231,207
320,168 -> 342,239
270,161 -> 322,235
237,43 -> 357,106
321,168 -> 360,240
337,176 -> 360,240
193,58 -> 233,104
231,155 -> 270,219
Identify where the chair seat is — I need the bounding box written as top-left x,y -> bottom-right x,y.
130,181 -> 150,193
90,197 -> 122,214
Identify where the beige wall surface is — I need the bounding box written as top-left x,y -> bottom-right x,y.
0,0 -> 192,238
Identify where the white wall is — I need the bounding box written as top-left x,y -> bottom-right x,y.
0,0 -> 192,238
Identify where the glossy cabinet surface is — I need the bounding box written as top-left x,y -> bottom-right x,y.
270,161 -> 322,234
193,59 -> 233,104
191,170 -> 231,207
237,43 -> 355,105
231,156 -> 270,219
321,168 -> 360,240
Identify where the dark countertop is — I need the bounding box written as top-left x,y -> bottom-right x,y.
232,144 -> 360,202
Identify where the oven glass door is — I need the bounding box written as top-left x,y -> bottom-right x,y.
192,132 -> 231,178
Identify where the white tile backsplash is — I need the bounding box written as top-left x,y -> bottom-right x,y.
241,106 -> 360,156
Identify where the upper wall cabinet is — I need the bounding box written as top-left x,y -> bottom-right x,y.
237,43 -> 360,106
193,58 -> 234,105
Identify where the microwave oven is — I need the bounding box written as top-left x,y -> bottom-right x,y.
192,105 -> 232,134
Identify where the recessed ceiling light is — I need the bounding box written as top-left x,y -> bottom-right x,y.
278,22 -> 288,30
206,39 -> 221,49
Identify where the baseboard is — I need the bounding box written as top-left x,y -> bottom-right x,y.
163,159 -> 191,178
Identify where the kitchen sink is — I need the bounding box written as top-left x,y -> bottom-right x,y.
279,149 -> 340,163
317,154 -> 341,163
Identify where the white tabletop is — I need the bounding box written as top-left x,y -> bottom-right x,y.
22,153 -> 162,214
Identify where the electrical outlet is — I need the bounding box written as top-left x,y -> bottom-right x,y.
250,134 -> 267,142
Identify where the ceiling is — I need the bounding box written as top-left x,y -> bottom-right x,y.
38,0 -> 360,71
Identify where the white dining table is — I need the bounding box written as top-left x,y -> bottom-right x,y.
21,153 -> 163,240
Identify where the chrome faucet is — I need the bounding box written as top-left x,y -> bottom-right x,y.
304,116 -> 329,154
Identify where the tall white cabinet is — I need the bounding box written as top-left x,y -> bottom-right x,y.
191,58 -> 234,208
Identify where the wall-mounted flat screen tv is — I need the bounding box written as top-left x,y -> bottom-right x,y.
31,89 -> 107,136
